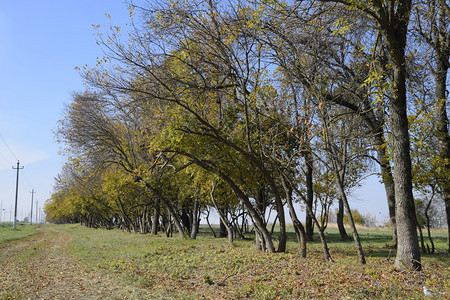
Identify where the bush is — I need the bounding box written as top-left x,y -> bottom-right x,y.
343,209 -> 365,226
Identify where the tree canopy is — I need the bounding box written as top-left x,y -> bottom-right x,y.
46,0 -> 449,271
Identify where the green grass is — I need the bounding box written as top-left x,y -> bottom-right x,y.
2,223 -> 447,298
49,224 -> 450,299
0,223 -> 40,243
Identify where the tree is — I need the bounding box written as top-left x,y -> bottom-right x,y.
260,0 -> 399,246
343,209 -> 365,226
290,0 -> 421,270
84,0 -> 296,252
56,91 -> 191,236
413,0 -> 450,252
318,104 -> 372,264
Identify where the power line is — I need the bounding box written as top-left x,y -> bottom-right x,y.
0,149 -> 12,165
22,168 -> 34,190
0,132 -> 35,192
0,133 -> 37,216
0,132 -> 18,161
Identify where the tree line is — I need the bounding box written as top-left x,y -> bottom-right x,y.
45,0 -> 449,271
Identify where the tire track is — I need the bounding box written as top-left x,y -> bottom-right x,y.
0,226 -> 144,299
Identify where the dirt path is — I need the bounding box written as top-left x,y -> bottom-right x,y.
0,226 -> 137,299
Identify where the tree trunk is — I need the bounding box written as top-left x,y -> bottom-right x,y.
337,197 -> 348,241
190,201 -> 200,239
270,215 -> 278,235
335,175 -> 366,264
219,210 -> 227,237
287,176 -> 332,261
266,182 -> 287,252
374,0 -> 421,270
304,150 -> 314,241
163,200 -> 184,238
418,224 -> 426,253
390,66 -> 421,270
221,177 -> 275,252
183,152 -> 275,251
283,179 -> 307,258
328,82 -> 398,246
425,198 -> 435,254
255,228 -> 268,252
317,227 -> 333,262
140,206 -> 147,234
446,200 -> 450,253
144,182 -> 184,238
210,183 -> 233,244
181,206 -> 191,232
151,200 -> 160,235
433,20 -> 450,252
374,141 -> 398,246
204,207 -> 217,238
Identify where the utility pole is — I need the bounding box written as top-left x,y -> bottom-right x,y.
12,160 -> 24,230
30,189 -> 35,225
35,200 -> 38,225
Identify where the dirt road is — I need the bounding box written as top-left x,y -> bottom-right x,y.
0,226 -> 139,299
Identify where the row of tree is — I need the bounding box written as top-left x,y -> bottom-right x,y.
45,0 -> 449,271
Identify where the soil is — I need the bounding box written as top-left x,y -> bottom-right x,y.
0,226 -> 140,299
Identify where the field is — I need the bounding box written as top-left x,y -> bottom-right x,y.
0,223 -> 448,299
0,223 -> 40,243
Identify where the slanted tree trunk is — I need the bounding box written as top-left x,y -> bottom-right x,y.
143,182 -> 185,238
264,180 -> 287,252
213,166 -> 274,249
288,178 -> 333,262
335,174 -> 366,264
204,207 -> 217,238
282,177 -> 306,257
254,229 -> 264,251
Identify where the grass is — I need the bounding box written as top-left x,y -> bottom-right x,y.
48,224 -> 449,299
1,223 -> 448,298
0,222 -> 40,243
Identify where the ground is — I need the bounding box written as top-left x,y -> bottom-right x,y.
0,226 -> 147,299
0,224 -> 448,299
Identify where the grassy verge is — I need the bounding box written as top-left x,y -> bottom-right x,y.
56,224 -> 449,299
0,223 -> 40,243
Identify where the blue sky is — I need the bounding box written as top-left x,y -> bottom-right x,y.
0,1 -> 130,222
0,1 -> 390,225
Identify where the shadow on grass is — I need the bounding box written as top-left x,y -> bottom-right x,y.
198,226 -> 449,260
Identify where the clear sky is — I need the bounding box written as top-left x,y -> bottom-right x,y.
0,1 -> 130,222
0,1 -> 389,225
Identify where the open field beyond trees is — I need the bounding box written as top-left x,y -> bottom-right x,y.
0,224 -> 448,299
